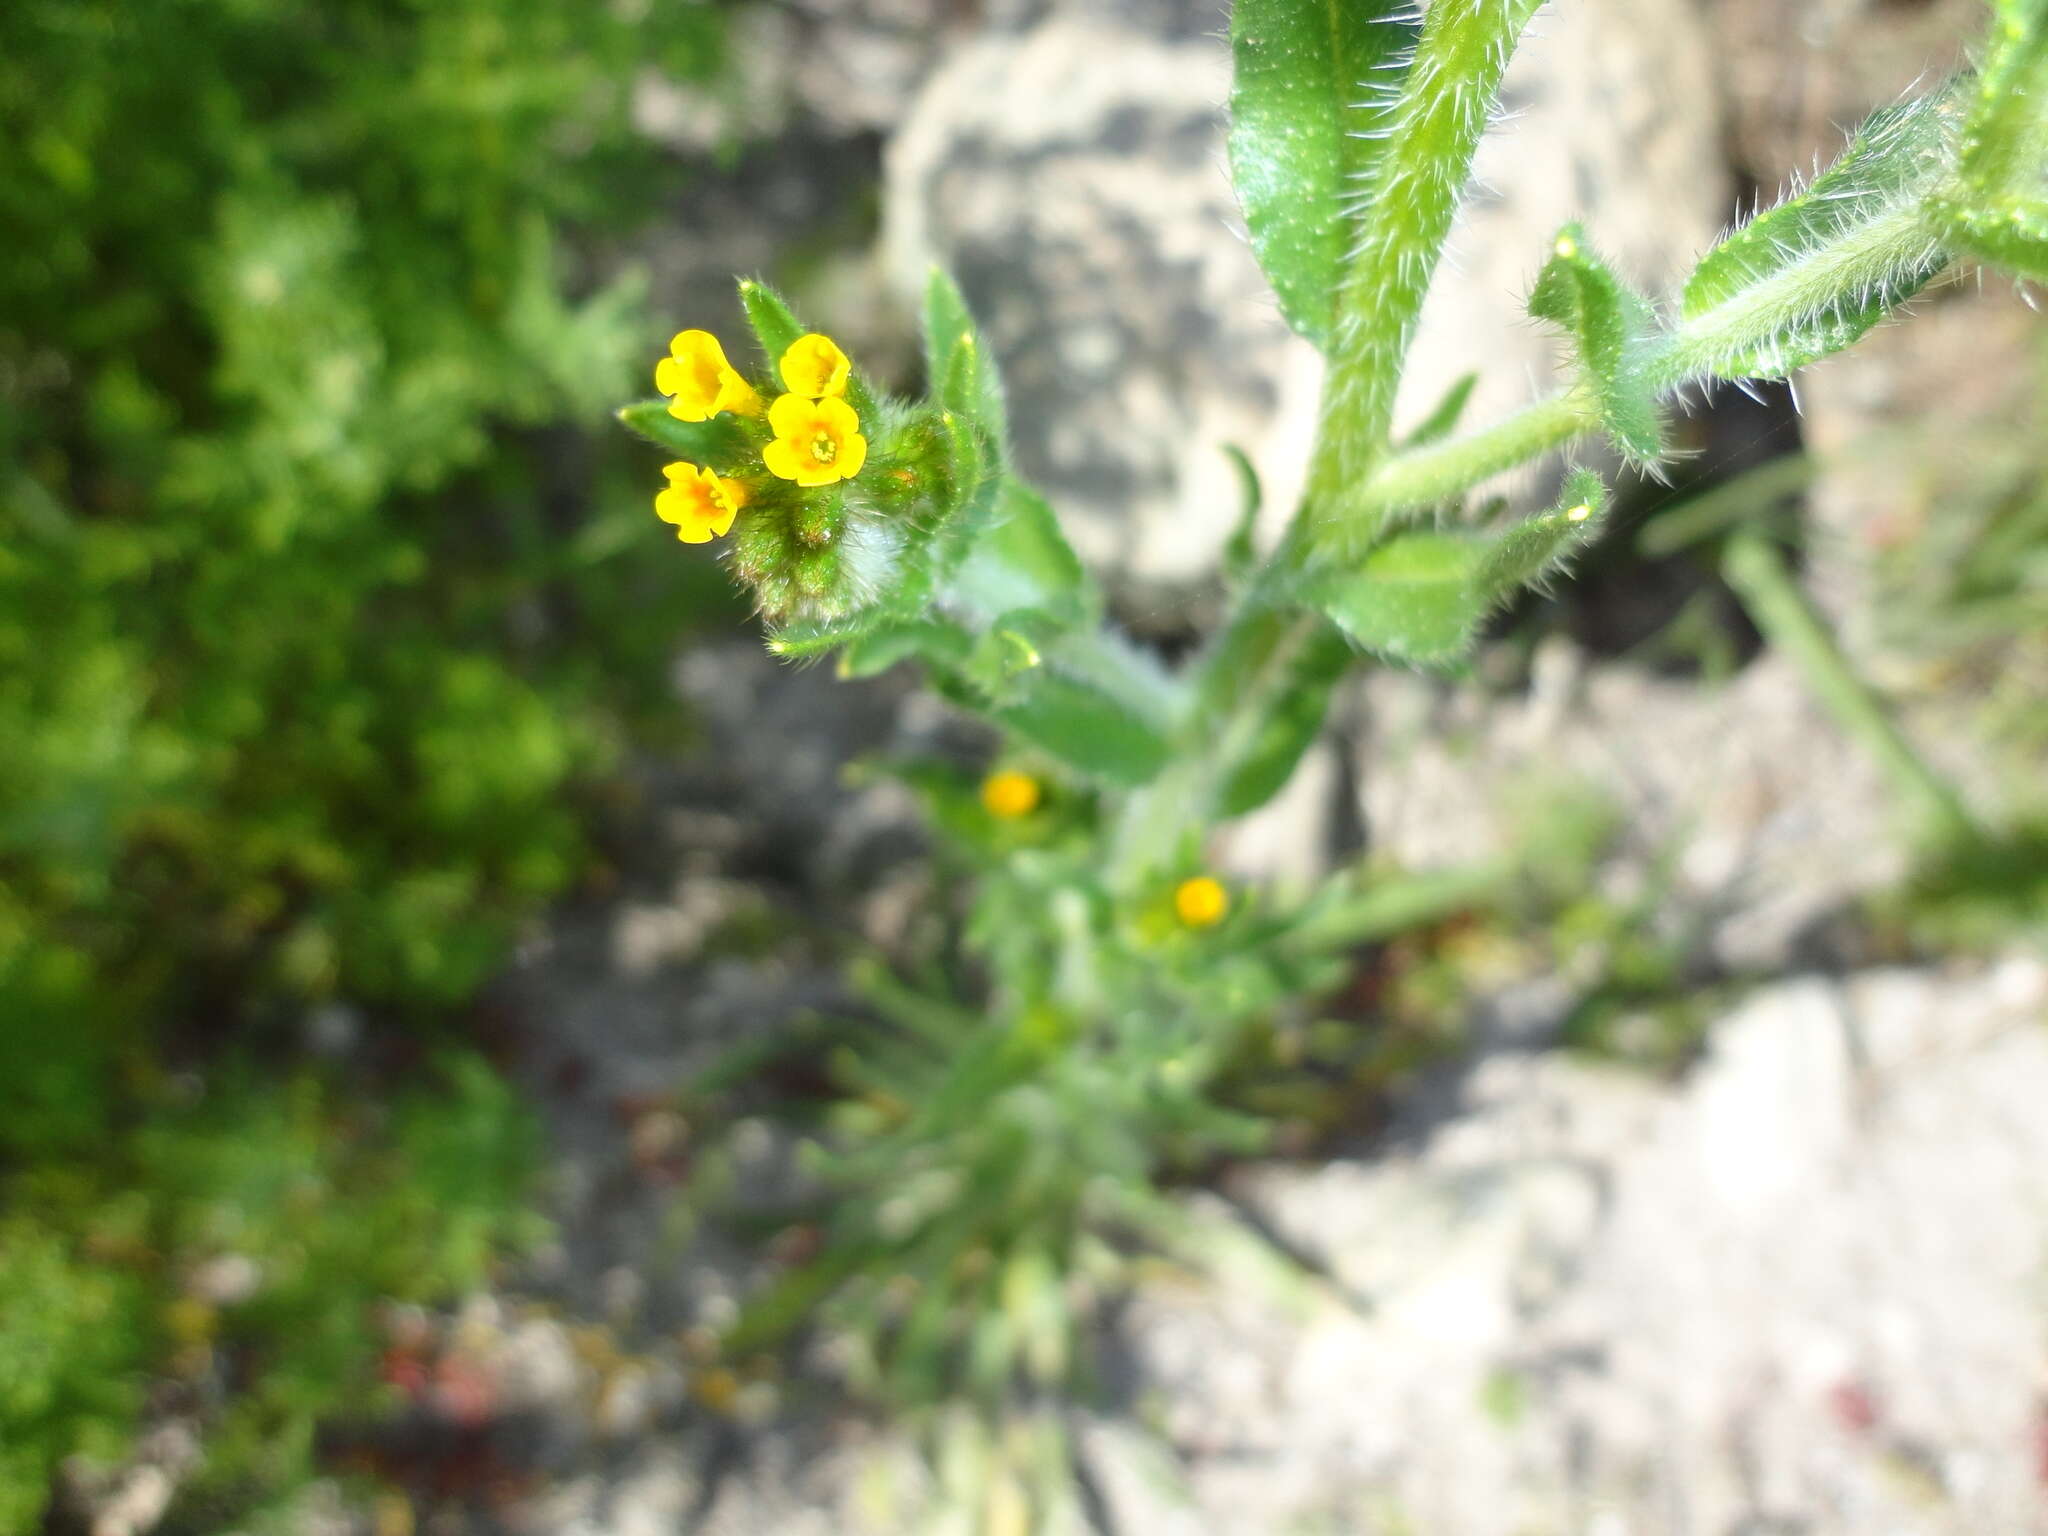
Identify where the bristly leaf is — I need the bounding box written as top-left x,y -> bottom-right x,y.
923,267 -> 1009,452
1308,471 -> 1611,664
1928,4 -> 2048,280
1527,225 -> 1667,467
1228,0 -> 1420,350
1475,468 -> 1610,598
837,620 -> 974,679
615,401 -> 750,464
740,277 -> 882,419
931,663 -> 1169,788
737,278 -> 807,372
1308,531 -> 1486,666
1675,92 -> 1956,382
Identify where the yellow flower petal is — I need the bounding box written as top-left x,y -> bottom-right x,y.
659,330 -> 760,422
779,333 -> 851,399
762,393 -> 866,486
654,461 -> 744,543
813,396 -> 861,437
761,438 -> 803,482
767,391 -> 815,439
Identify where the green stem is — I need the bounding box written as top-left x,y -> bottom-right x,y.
1108,597 -> 1322,888
1328,386 -> 1600,546
1304,0 -> 1546,509
1721,530 -> 1979,850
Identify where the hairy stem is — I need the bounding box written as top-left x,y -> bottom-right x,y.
1303,0 -> 1545,514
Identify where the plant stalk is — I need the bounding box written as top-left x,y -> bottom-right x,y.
1721,529 -> 1979,850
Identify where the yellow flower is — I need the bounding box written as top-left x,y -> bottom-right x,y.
980,770 -> 1041,820
655,330 -> 761,422
1173,875 -> 1229,929
762,393 -> 867,487
779,333 -> 852,399
655,461 -> 748,543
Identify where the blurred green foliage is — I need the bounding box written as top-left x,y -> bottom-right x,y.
1,1057 -> 541,1534
0,0 -> 732,1523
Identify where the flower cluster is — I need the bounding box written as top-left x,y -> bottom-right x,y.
651,329 -> 868,537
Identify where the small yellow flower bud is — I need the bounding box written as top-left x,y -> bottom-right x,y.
779,333 -> 852,400
980,770 -> 1041,819
1173,875 -> 1229,929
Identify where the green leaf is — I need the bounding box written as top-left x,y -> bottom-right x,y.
1527,225 -> 1666,466
1309,531 -> 1486,665
1221,444 -> 1263,584
1676,92 -> 1955,381
1474,468 -> 1610,599
1398,372 -> 1478,450
737,277 -> 806,372
923,267 -> 1008,450
614,401 -> 749,464
1308,474 -> 1610,664
1218,621 -> 1351,816
837,620 -> 973,679
946,478 -> 1093,629
1228,0 -> 1420,350
980,668 -> 1169,788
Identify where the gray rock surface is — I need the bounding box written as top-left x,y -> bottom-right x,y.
1352,643 -> 1914,975
1111,956 -> 2048,1535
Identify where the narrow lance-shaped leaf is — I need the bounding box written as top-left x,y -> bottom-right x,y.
738,277 -> 806,373
1527,225 -> 1666,467
1671,91 -> 1956,383
923,266 -> 1009,451
1927,2 -> 2048,280
741,276 -> 880,419
1398,371 -> 1478,450
1228,0 -> 1421,350
1221,444 -> 1263,585
1217,619 -> 1353,817
615,401 -> 750,464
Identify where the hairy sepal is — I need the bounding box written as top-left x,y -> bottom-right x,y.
1527,225 -> 1667,467
1228,0 -> 1420,350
